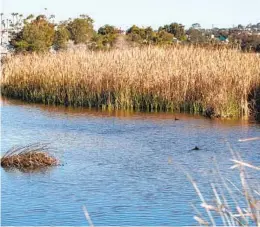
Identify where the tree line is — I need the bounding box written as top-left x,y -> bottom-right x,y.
2,13 -> 260,53
8,14 -> 119,52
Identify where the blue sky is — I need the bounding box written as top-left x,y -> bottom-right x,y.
1,0 -> 260,30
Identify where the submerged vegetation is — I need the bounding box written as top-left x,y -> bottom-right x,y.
1,46 -> 260,118
1,143 -> 58,171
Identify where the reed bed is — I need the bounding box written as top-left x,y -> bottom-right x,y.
1,143 -> 58,171
1,46 -> 260,118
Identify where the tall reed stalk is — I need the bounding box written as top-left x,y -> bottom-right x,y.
189,154 -> 260,226
1,46 -> 260,118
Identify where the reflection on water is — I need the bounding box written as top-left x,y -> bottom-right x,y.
1,97 -> 260,226
2,96 -> 258,124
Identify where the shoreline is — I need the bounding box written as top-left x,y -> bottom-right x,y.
1,95 -> 259,123
2,46 -> 260,121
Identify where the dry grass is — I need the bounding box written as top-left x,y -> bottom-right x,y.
189,144 -> 260,226
1,46 -> 260,118
1,143 -> 58,171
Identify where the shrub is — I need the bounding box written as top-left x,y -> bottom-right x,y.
11,15 -> 55,52
153,30 -> 174,45
97,24 -> 120,47
159,23 -> 186,41
67,15 -> 94,44
126,25 -> 156,44
53,25 -> 70,50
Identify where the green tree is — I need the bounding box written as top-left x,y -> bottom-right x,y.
97,24 -> 119,47
126,25 -> 156,44
98,24 -> 118,36
11,15 -> 55,52
126,25 -> 143,42
67,16 -> 94,44
143,27 -> 155,44
187,28 -> 207,44
192,23 -> 201,30
90,32 -> 105,49
153,30 -> 174,45
159,23 -> 186,41
53,24 -> 70,50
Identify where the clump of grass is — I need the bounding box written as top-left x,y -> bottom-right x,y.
1,143 -> 58,171
1,46 -> 260,118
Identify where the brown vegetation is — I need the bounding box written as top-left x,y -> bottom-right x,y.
1,143 -> 58,171
1,46 -> 260,118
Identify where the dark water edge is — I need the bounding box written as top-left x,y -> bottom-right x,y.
1,97 -> 260,226
1,92 -> 257,120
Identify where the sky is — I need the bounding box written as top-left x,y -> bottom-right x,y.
1,0 -> 260,30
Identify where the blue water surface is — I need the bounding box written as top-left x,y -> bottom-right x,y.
1,99 -> 260,226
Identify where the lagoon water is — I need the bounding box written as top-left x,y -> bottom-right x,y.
1,98 -> 260,226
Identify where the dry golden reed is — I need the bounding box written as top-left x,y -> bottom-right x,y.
1,143 -> 58,171
189,148 -> 260,226
1,46 -> 260,118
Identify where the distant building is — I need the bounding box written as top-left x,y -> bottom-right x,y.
218,35 -> 229,43
172,37 -> 181,43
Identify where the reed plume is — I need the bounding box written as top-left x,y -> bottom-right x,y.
2,46 -> 260,118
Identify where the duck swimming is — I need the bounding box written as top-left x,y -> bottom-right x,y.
192,146 -> 200,150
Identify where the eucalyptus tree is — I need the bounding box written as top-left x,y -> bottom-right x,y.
97,24 -> 120,47
67,15 -> 94,44
11,14 -> 55,52
159,23 -> 186,41
53,23 -> 70,50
